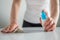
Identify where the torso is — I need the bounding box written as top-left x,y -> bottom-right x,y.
24,0 -> 50,24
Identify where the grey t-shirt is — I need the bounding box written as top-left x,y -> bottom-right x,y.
24,0 -> 50,24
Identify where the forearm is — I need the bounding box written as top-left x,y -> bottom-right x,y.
51,0 -> 59,25
10,0 -> 21,24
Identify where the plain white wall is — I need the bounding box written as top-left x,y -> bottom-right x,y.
57,0 -> 60,27
0,0 -> 26,27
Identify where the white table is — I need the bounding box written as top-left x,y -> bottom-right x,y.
0,27 -> 60,40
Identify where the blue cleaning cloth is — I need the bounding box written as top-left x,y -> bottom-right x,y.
41,11 -> 47,20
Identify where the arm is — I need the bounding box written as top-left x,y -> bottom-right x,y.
1,0 -> 22,33
51,0 -> 59,25
40,0 -> 59,32
10,0 -> 21,24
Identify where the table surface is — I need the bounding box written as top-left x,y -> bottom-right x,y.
0,27 -> 60,40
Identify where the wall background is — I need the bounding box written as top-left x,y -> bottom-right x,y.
0,0 -> 26,27
0,0 -> 60,27
58,0 -> 60,26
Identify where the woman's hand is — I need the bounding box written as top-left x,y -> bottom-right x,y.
44,17 -> 56,32
40,17 -> 56,32
40,10 -> 56,32
1,23 -> 19,33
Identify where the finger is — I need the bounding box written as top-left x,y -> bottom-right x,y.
1,26 -> 10,33
12,26 -> 18,33
45,20 -> 53,30
1,29 -> 7,33
44,17 -> 50,26
5,26 -> 11,32
8,26 -> 18,32
47,23 -> 56,32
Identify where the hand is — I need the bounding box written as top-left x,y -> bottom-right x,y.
1,23 -> 19,33
44,17 -> 56,32
40,10 -> 56,32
